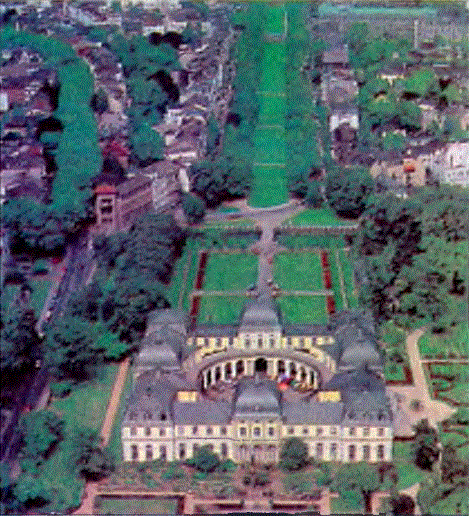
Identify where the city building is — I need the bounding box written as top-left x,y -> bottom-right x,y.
122,299 -> 394,464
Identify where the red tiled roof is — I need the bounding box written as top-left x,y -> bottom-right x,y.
95,184 -> 117,195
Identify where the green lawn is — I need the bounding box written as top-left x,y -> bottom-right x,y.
29,279 -> 52,316
277,295 -> 328,324
392,442 -> 428,490
274,252 -> 324,291
338,249 -> 359,309
95,496 -> 178,515
418,322 -> 469,358
265,3 -> 285,36
250,164 -> 288,207
283,208 -> 353,227
258,43 -> 286,93
197,296 -> 247,325
203,253 -> 258,292
1,284 -> 18,315
330,494 -> 363,514
276,234 -> 346,249
258,95 -> 286,125
253,127 -> 286,163
51,364 -> 118,432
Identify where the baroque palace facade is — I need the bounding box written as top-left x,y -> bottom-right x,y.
121,297 -> 394,464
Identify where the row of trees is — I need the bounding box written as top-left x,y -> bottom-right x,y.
108,33 -> 179,165
353,185 -> 468,332
1,27 -> 102,253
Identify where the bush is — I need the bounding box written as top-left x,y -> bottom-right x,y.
192,471 -> 207,481
162,466 -> 186,480
218,459 -> 237,472
33,260 -> 49,275
49,380 -> 73,398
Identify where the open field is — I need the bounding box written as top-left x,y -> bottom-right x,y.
258,43 -> 286,93
197,296 -> 247,325
418,322 -> 468,359
277,295 -> 328,325
251,164 -> 288,207
274,252 -> 324,291
253,127 -> 285,164
203,253 -> 258,292
276,234 -> 346,249
95,496 -> 178,515
265,3 -> 285,35
258,95 -> 286,125
392,441 -> 428,490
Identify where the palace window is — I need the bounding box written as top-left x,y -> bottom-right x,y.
159,428 -> 165,437
349,427 -> 356,436
131,444 -> 138,461
316,443 -> 323,459
146,444 -> 153,461
145,427 -> 151,436
268,427 -> 275,436
330,427 -> 337,435
221,426 -> 227,436
330,443 -> 337,459
363,445 -> 370,461
179,444 -> 186,460
303,427 -> 308,435
239,427 -> 247,437
129,411 -> 137,420
378,445 -> 385,460
270,337 -> 275,348
206,426 -> 213,435
253,427 -> 261,437
159,445 -> 167,461
130,427 -> 136,436
317,427 -> 323,436
288,427 -> 294,435
192,426 -> 198,435
349,444 -> 356,461
363,427 -> 370,437
221,443 -> 228,458
378,427 -> 385,436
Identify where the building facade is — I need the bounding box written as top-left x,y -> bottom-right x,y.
122,300 -> 394,465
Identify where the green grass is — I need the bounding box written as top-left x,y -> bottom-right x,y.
283,208 -> 353,227
202,218 -> 256,229
418,322 -> 468,359
274,252 -> 324,291
258,95 -> 286,125
50,364 -> 118,432
258,42 -> 286,93
329,253 -> 344,312
277,295 -> 328,324
443,384 -> 469,404
29,279 -> 52,316
392,441 -> 428,490
253,127 -> 286,163
203,253 -> 258,292
197,296 -> 247,325
428,485 -> 469,515
95,496 -> 178,515
384,362 -> 406,382
250,164 -> 288,207
265,3 -> 285,35
276,234 -> 345,249
330,494 -> 363,514
339,249 -> 359,308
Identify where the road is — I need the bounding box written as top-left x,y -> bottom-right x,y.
1,231 -> 96,464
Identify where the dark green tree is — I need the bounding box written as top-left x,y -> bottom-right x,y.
305,181 -> 323,208
70,427 -> 114,481
188,445 -> 220,473
411,419 -> 439,471
182,193 -> 206,225
330,462 -> 380,513
90,88 -> 109,114
279,437 -> 308,471
129,123 -> 164,164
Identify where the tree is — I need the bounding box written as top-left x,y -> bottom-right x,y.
129,123 -> 164,165
188,445 -> 220,473
1,304 -> 39,362
279,437 -> 308,471
13,474 -> 51,509
43,316 -> 106,380
304,181 -> 323,208
411,419 -> 439,470
182,193 -> 206,225
331,462 -> 380,513
388,493 -> 415,515
19,411 -> 64,473
70,427 -> 113,481
440,443 -> 468,483
326,166 -> 374,218
90,88 -> 109,115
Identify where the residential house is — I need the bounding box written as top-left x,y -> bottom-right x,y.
322,44 -> 350,71
329,103 -> 359,133
431,141 -> 469,187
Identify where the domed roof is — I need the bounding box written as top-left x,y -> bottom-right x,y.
340,329 -> 381,367
136,341 -> 180,368
239,297 -> 281,329
234,377 -> 281,415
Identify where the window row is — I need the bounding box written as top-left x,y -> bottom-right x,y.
130,443 -> 229,461
347,426 -> 385,437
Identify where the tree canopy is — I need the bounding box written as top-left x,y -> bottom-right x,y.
279,437 -> 308,471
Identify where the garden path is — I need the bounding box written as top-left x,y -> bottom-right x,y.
388,329 -> 456,436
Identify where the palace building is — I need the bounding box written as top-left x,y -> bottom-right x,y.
121,297 -> 394,464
